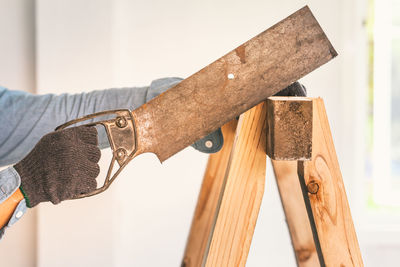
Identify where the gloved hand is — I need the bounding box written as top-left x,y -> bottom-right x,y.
14,126 -> 100,207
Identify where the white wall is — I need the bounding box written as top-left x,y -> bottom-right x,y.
1,0 -> 373,266
0,0 -> 36,91
35,1 -> 117,266
0,1 -> 37,266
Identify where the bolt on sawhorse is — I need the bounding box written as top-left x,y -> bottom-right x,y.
181,96 -> 363,267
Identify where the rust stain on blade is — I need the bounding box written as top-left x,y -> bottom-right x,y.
235,46 -> 246,64
132,6 -> 337,162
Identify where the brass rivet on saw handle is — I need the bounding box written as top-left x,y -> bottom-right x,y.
116,116 -> 127,128
116,148 -> 127,160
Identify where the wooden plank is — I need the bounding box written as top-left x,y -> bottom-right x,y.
182,120 -> 238,267
266,96 -> 313,161
298,98 -> 363,266
0,188 -> 24,228
272,160 -> 319,267
204,102 -> 267,267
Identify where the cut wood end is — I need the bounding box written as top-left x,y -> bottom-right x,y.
266,97 -> 313,160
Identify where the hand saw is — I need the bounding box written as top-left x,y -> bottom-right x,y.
56,6 -> 337,199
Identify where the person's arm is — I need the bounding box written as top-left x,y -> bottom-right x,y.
0,78 -> 182,236
0,77 -> 223,238
0,77 -> 183,167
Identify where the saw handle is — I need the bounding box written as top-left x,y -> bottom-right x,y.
56,109 -> 137,199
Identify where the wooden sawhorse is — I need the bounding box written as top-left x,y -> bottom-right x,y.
181,97 -> 363,267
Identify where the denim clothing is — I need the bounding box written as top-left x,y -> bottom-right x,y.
0,167 -> 25,238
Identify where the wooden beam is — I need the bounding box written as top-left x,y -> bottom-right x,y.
182,120 -> 238,267
298,98 -> 363,266
204,102 -> 267,267
272,160 -> 319,266
268,97 -> 319,266
266,97 -> 313,161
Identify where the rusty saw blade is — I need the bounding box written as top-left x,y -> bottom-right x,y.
57,5 -> 337,198
133,5 -> 336,162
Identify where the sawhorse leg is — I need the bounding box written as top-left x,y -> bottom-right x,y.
272,160 -> 319,266
270,97 -> 363,267
182,102 -> 267,267
183,97 -> 363,267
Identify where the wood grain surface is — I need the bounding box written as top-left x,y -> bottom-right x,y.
272,160 -> 319,267
183,102 -> 267,267
203,102 -> 267,267
298,98 -> 363,266
182,120 -> 238,267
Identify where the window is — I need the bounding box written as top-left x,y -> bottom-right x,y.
371,0 -> 400,209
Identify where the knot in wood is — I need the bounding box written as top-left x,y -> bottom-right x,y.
307,181 -> 319,194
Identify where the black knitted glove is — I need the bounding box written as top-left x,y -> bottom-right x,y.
14,126 -> 100,207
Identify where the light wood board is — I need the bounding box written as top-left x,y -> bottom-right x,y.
183,102 -> 267,267
205,102 -> 267,266
298,98 -> 363,266
182,120 -> 238,267
272,160 -> 319,267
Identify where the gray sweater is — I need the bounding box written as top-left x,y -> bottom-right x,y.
0,77 -> 183,166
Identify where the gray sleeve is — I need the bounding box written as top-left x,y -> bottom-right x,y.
0,77 -> 183,167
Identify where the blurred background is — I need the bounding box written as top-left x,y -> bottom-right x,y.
0,0 -> 398,266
